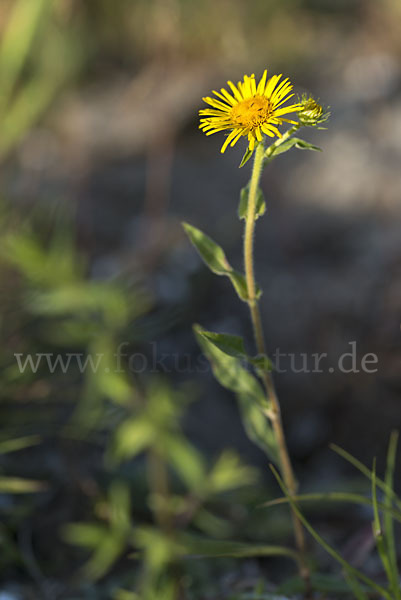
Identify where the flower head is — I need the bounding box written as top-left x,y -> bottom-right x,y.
298,94 -> 329,126
199,70 -> 301,153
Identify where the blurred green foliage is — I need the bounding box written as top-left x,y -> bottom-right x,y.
0,0 -> 85,158
0,204 -> 280,598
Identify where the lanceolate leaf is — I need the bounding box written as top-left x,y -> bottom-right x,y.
182,222 -> 260,301
197,331 -> 246,358
197,329 -> 273,372
266,137 -> 321,160
182,223 -> 231,275
293,138 -> 322,151
194,325 -> 279,463
194,325 -> 265,401
238,185 -> 266,221
237,392 -> 279,463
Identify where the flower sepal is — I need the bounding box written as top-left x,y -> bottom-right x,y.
239,146 -> 254,168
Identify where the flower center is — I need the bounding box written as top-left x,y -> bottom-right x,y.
230,95 -> 272,129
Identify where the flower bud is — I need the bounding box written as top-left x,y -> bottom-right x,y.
298,95 -> 328,126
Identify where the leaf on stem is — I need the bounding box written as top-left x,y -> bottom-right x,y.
194,325 -> 278,463
238,185 -> 266,221
266,137 -> 321,160
194,326 -> 265,400
197,329 -> 273,371
182,222 -> 260,301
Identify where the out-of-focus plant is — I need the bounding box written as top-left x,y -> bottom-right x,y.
0,0 -> 84,159
0,210 -> 299,598
0,434 -> 44,493
0,435 -> 45,569
65,378 -> 302,599
0,215 -> 149,428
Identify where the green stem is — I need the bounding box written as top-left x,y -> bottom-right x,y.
244,140 -> 310,588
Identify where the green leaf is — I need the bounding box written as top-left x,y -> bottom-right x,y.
237,392 -> 279,463
227,271 -> 252,301
194,325 -> 265,401
371,459 -> 393,592
165,434 -> 206,490
250,354 -> 274,372
197,329 -> 272,373
0,476 -> 45,493
183,222 -> 258,301
180,532 -> 300,563
64,482 -> 131,581
238,185 -> 266,221
262,492 -> 401,525
135,526 -> 183,573
267,137 -> 321,159
293,138 -> 322,151
182,223 -> 231,275
384,431 -> 401,599
330,443 -> 401,513
0,435 -> 40,455
194,324 -> 279,463
63,523 -> 108,549
239,146 -> 254,168
110,417 -> 155,463
206,450 -> 258,494
198,331 -> 246,358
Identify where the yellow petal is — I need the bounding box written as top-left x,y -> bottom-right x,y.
230,129 -> 244,147
264,74 -> 281,98
250,74 -> 257,95
227,80 -> 243,101
203,96 -> 231,111
256,70 -> 267,95
219,87 -> 237,105
221,129 -> 239,153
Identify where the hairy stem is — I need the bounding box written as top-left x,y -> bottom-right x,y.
244,140 -> 309,586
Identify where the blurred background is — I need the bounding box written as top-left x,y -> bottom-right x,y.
0,0 -> 401,598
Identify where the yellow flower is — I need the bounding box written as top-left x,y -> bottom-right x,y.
199,70 -> 301,154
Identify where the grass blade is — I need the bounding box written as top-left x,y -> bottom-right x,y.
270,465 -> 393,600
331,443 -> 401,513
262,492 -> 401,525
372,459 -> 394,589
384,431 -> 401,598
